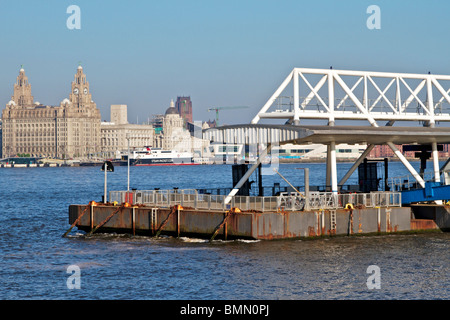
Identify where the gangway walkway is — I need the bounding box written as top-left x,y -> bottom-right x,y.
203,67 -> 450,206
390,169 -> 450,204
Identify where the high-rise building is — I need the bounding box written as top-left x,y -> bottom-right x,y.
2,65 -> 101,158
175,96 -> 193,127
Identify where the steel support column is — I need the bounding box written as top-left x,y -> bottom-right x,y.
330,141 -> 338,194
293,69 -> 300,125
432,142 -> 441,183
224,144 -> 272,205
338,144 -> 375,186
387,142 -> 425,188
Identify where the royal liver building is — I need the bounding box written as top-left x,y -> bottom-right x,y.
2,65 -> 101,158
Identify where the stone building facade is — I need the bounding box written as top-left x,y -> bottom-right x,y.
153,100 -> 209,157
2,67 -> 209,160
1,66 -> 101,158
101,104 -> 154,158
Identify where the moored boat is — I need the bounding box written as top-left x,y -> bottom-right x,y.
119,147 -> 198,166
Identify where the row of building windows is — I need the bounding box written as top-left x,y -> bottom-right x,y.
16,147 -> 55,153
16,123 -> 56,127
279,149 -> 313,154
16,138 -> 56,142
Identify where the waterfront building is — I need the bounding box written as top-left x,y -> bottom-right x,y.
152,100 -> 210,158
1,66 -> 101,159
101,105 -> 154,159
368,144 -> 450,159
274,143 -> 367,160
206,119 -> 217,128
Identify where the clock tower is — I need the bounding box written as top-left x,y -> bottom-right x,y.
10,66 -> 34,108
62,64 -> 101,158
69,65 -> 96,110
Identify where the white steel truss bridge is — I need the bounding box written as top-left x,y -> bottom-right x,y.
251,67 -> 450,126
203,67 -> 450,204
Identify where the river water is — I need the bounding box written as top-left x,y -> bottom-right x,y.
0,162 -> 448,301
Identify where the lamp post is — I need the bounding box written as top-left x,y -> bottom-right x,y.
126,132 -> 130,191
102,161 -> 114,203
295,167 -> 310,211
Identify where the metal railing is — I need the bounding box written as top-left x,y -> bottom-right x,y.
389,170 -> 450,191
109,189 -> 401,212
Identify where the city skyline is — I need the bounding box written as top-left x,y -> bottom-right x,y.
1,1 -> 450,125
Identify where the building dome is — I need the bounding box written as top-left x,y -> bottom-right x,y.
61,98 -> 71,104
165,99 -> 178,116
165,106 -> 178,115
8,100 -> 15,106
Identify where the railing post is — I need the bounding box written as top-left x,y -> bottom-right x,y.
194,190 -> 198,209
304,168 -> 310,211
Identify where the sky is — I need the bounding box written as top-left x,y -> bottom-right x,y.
1,0 -> 450,125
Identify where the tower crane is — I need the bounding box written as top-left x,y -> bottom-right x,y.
207,106 -> 249,126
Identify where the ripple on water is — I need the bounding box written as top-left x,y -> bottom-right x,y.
0,165 -> 449,299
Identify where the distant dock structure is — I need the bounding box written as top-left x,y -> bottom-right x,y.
67,67 -> 450,239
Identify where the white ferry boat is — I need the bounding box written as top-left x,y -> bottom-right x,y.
119,147 -> 197,166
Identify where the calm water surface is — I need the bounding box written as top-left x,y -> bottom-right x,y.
0,162 -> 448,300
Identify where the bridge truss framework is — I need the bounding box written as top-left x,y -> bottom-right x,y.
205,67 -> 450,203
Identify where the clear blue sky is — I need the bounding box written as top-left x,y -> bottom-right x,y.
1,0 -> 449,125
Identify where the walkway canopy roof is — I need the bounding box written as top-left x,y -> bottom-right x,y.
204,124 -> 450,146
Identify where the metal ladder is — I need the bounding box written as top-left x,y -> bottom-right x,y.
151,208 -> 158,235
330,210 -> 337,234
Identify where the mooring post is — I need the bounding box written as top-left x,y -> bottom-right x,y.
132,206 -> 136,236
377,207 -> 381,232
90,202 -> 94,230
177,207 -> 180,238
